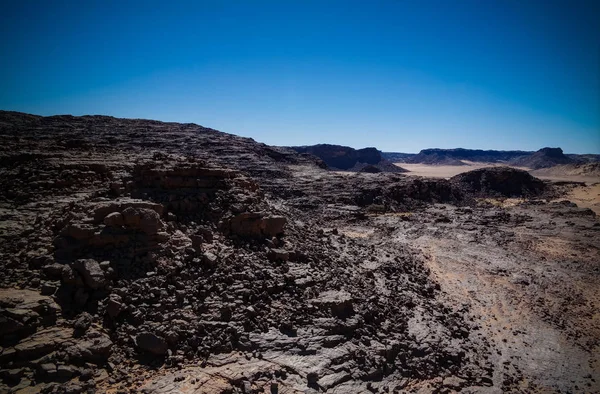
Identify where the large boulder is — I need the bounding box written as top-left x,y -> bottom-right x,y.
229,213 -> 286,238
92,199 -> 164,222
135,332 -> 168,355
103,212 -> 124,227
121,207 -> 164,235
12,327 -> 72,361
72,259 -> 107,289
60,223 -> 95,240
64,330 -> 113,364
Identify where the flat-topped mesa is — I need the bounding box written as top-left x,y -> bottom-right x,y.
538,147 -> 565,158
290,144 -> 381,169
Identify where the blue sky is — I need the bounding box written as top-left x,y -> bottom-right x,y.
1,0 -> 599,153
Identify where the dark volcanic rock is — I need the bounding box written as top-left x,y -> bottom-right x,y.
451,166 -> 547,197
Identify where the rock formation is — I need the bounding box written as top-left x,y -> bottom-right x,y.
289,144 -> 407,173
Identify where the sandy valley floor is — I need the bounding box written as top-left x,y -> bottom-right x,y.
396,161 -> 600,184
395,162 -> 528,179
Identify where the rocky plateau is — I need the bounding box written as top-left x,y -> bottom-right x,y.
0,111 -> 598,393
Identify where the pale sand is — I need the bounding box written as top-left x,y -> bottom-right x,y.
553,183 -> 600,215
394,162 -> 528,179
395,162 -> 600,184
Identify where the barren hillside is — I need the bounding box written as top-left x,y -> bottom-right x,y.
0,111 -> 598,394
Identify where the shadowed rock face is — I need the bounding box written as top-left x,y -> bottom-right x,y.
289,144 -> 407,172
510,147 -> 575,169
290,144 -> 381,170
0,111 -> 598,393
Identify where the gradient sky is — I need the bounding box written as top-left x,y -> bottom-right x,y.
1,0 -> 599,153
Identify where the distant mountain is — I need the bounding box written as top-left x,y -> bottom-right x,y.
380,152 -> 416,162
384,147 -> 600,168
289,144 -> 407,173
385,148 -> 531,165
509,147 -> 575,169
566,154 -> 600,163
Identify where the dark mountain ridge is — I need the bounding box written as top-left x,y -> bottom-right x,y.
383,147 -> 599,167
509,147 -> 575,169
289,144 -> 406,172
382,148 -> 532,165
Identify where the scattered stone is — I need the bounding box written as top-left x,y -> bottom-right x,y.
201,252 -> 218,268
73,312 -> 93,336
241,380 -> 252,393
106,295 -> 124,318
61,265 -> 84,287
318,372 -> 352,390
